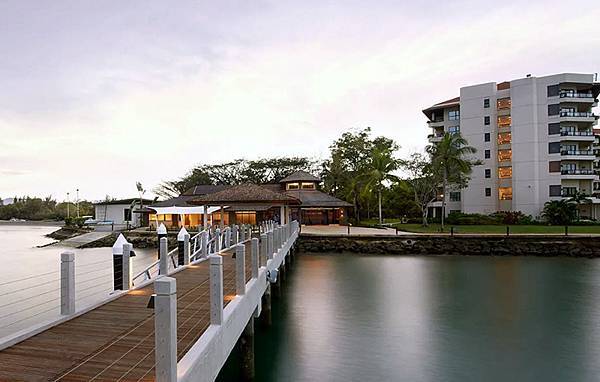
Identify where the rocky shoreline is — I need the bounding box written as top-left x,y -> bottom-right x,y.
298,234 -> 600,258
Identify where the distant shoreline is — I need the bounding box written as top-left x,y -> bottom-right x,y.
0,220 -> 64,227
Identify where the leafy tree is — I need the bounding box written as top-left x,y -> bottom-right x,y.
426,133 -> 479,230
542,199 -> 577,225
400,153 -> 439,226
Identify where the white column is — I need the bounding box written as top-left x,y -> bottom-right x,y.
251,238 -> 259,279
154,277 -> 177,382
122,243 -> 133,290
159,237 -> 169,275
235,244 -> 246,295
210,255 -> 223,325
215,228 -> 221,252
183,233 -> 190,265
60,251 -> 75,315
280,205 -> 285,225
203,205 -> 208,229
201,230 -> 208,257
259,233 -> 267,266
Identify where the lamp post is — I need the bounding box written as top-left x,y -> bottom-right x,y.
76,188 -> 80,218
66,192 -> 70,219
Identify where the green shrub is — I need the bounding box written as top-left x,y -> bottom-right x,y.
446,212 -> 498,225
490,211 -> 533,225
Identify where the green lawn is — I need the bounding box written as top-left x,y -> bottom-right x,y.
395,224 -> 600,234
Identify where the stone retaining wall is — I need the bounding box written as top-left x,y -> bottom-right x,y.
298,234 -> 600,257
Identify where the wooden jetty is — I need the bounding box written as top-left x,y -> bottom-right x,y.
0,220 -> 298,382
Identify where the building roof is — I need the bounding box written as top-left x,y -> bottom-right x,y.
422,96 -> 460,118
284,189 -> 353,208
94,198 -> 154,206
191,183 -> 300,205
150,195 -> 196,208
279,170 -> 321,183
181,184 -> 230,196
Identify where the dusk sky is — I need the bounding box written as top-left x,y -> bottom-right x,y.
2,0 -> 599,201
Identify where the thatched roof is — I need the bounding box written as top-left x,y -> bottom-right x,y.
191,183 -> 300,205
279,170 -> 321,183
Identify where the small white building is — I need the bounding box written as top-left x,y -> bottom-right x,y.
94,198 -> 153,230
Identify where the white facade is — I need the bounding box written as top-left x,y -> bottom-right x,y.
94,200 -> 143,228
424,73 -> 600,218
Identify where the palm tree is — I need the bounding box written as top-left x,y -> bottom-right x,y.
542,199 -> 577,225
365,148 -> 399,225
426,133 -> 479,231
568,190 -> 591,220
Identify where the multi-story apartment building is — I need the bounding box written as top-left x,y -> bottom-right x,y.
424,73 -> 600,219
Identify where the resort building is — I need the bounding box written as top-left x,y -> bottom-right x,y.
424,73 -> 600,219
94,198 -> 154,229
146,171 -> 351,229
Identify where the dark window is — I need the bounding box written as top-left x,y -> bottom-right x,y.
548,104 -> 560,116
484,98 -> 490,108
547,84 -> 559,97
449,192 -> 461,202
484,133 -> 490,142
548,142 -> 561,154
124,208 -> 132,221
485,188 -> 491,197
485,169 -> 491,178
485,149 -> 491,159
484,116 -> 490,125
549,185 -> 562,197
549,161 -> 561,173
548,123 -> 561,135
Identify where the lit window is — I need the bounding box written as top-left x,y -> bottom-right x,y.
301,182 -> 315,189
499,187 -> 513,200
498,116 -> 511,127
498,149 -> 512,162
497,132 -> 511,145
286,183 -> 299,190
497,98 -> 511,110
498,167 -> 512,179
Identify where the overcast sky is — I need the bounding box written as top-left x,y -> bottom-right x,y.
2,0 -> 599,201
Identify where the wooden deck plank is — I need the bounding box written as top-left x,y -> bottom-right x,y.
0,241 -> 256,382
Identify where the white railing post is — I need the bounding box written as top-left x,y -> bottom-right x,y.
259,233 -> 267,266
251,238 -> 259,279
154,277 -> 177,382
122,243 -> 133,290
240,225 -> 246,242
225,228 -> 231,248
60,251 -> 75,315
201,231 -> 208,257
159,237 -> 169,275
232,225 -> 238,244
210,255 -> 223,325
267,231 -> 274,260
215,228 -> 221,252
235,244 -> 246,295
184,233 -> 190,265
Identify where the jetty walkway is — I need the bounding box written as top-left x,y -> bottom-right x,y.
0,220 -> 298,381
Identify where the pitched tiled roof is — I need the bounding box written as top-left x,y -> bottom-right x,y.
191,183 -> 300,205
182,184 -> 231,196
279,170 -> 321,183
284,189 -> 352,208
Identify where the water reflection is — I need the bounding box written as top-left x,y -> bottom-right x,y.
220,253 -> 600,381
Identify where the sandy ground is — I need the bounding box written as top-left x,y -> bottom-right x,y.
300,224 -> 411,236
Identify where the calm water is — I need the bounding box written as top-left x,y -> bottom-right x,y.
0,224 -> 157,339
220,254 -> 600,382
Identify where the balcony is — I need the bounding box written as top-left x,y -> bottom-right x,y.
560,111 -> 595,118
561,189 -> 587,197
560,91 -> 594,99
428,134 -> 443,143
561,130 -> 594,136
561,169 -> 594,175
561,149 -> 594,156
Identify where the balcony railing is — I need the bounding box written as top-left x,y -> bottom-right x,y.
560,111 -> 595,118
561,169 -> 594,175
561,189 -> 589,197
560,92 -> 594,99
560,130 -> 594,136
428,118 -> 444,123
561,150 -> 594,156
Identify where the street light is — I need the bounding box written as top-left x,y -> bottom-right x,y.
76,188 -> 80,218
66,192 -> 70,219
